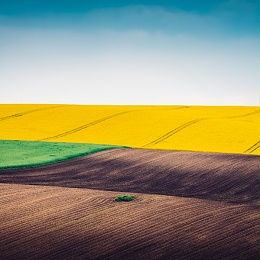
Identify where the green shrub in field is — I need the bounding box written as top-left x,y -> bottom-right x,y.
114,195 -> 134,202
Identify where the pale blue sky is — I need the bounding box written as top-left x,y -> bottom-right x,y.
0,0 -> 259,105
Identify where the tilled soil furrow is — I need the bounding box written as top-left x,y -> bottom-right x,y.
0,149 -> 258,204
0,184 -> 258,259
0,194 -> 114,248
0,147 -> 258,259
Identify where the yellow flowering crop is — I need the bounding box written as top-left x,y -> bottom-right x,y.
0,104 -> 259,155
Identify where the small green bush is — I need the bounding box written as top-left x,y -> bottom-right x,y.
114,195 -> 134,202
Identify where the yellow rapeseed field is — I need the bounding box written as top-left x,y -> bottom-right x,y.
0,104 -> 259,155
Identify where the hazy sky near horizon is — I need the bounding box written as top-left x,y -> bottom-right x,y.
0,0 -> 259,105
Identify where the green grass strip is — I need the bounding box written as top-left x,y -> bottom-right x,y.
0,140 -> 128,169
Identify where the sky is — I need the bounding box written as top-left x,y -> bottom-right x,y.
0,0 -> 259,105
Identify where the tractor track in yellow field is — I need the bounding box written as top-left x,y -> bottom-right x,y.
0,105 -> 67,122
39,110 -> 135,141
226,109 -> 260,119
142,109 -> 260,148
143,119 -> 205,147
244,141 -> 260,154
39,106 -> 191,141
0,105 -> 258,154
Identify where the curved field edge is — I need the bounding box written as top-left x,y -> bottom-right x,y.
0,183 -> 258,260
0,140 -> 129,169
1,148 -> 258,204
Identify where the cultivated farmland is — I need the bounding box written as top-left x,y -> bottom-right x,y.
0,182 -> 258,259
0,104 -> 259,154
0,140 -> 125,169
0,104 -> 259,259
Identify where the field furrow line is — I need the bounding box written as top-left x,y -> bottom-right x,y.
25,199 -> 184,256
0,204 -> 116,258
248,145 -> 259,153
162,209 -> 258,259
0,198 -> 106,249
194,220 -> 257,259
1,149 -> 258,204
0,191 -> 107,227
95,203 -> 257,259
54,204 -> 256,258
143,119 -> 204,147
0,183 -> 258,259
166,106 -> 190,110
244,141 -> 259,153
226,109 -> 260,119
52,205 -> 185,257
39,110 -> 134,141
74,200 -> 228,246
0,105 -> 66,122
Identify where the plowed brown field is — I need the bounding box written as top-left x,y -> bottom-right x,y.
0,184 -> 258,260
0,149 -> 259,259
1,149 -> 258,204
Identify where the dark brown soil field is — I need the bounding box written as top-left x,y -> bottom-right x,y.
1,149 -> 258,204
0,149 -> 259,259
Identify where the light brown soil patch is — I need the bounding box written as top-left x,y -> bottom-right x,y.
0,183 -> 258,260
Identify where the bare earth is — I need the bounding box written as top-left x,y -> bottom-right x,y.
0,149 -> 259,259
1,148 -> 258,204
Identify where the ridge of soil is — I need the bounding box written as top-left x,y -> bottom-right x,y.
0,149 -> 258,204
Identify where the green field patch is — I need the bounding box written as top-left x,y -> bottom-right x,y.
0,140 -> 128,169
